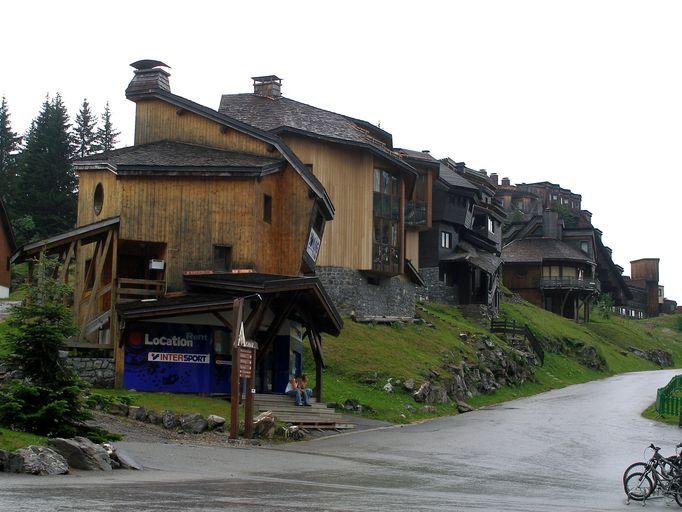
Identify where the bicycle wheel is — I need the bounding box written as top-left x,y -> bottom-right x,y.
623,463 -> 650,488
625,472 -> 655,501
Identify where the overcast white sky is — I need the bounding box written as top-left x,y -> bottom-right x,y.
3,0 -> 681,300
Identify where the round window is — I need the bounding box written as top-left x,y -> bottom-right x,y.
93,183 -> 104,216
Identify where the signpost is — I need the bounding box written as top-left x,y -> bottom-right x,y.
229,298 -> 258,439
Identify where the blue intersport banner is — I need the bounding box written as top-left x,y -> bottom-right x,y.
123,322 -> 214,393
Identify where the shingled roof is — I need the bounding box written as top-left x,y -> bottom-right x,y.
502,238 -> 594,264
218,93 -> 417,177
74,141 -> 285,176
438,163 -> 479,191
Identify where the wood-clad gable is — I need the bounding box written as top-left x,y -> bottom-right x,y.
134,100 -> 274,157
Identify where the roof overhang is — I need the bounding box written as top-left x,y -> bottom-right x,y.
182,272 -> 343,336
0,198 -> 16,253
10,216 -> 120,264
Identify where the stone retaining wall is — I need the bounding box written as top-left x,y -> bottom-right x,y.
66,358 -> 115,388
419,267 -> 457,305
316,266 -> 417,318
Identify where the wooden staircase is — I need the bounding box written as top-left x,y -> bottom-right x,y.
254,394 -> 354,430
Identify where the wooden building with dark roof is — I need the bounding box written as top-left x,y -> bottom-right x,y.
0,198 -> 16,298
218,76 -> 425,319
11,63 -> 342,403
502,210 -> 599,321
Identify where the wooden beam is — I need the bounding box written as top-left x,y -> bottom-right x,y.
245,296 -> 271,339
230,298 -> 244,439
80,231 -> 113,339
256,293 -> 300,363
59,241 -> 76,284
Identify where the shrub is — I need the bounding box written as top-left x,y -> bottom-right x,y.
0,260 -> 115,441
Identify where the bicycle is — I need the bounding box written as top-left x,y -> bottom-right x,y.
623,443 -> 682,505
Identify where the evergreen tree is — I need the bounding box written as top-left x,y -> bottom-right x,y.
13,94 -> 77,240
95,102 -> 119,152
0,96 -> 22,206
74,98 -> 97,159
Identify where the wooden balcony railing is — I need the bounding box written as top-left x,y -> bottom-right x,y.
116,278 -> 166,304
539,277 -> 600,292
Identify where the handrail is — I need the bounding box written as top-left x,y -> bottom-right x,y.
490,318 -> 544,365
655,375 -> 682,416
539,276 -> 600,291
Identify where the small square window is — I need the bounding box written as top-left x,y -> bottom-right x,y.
213,245 -> 232,271
263,194 -> 272,223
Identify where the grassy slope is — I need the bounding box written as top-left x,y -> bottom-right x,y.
317,300 -> 682,424
642,402 -> 679,426
92,388 -> 232,419
0,428 -> 46,451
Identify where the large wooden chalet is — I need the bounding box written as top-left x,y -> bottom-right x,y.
0,198 -> 16,299
11,62 -> 342,397
218,76 -> 427,319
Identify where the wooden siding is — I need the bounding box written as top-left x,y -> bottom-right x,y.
405,228 -> 419,269
76,170 -> 122,227
255,165 -> 316,275
282,135 -> 375,270
119,176 -> 257,290
502,264 -> 543,307
134,100 -> 273,156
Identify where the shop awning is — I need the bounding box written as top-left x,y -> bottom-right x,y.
182,272 -> 343,336
117,293 -> 238,321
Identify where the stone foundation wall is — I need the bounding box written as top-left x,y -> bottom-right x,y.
419,267 -> 457,305
66,358 -> 115,388
316,266 -> 417,318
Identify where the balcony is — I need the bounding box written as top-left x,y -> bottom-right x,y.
539,277 -> 600,292
405,200 -> 427,226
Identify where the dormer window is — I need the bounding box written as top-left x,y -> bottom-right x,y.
580,241 -> 589,254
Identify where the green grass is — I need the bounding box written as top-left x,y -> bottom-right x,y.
92,388 -> 233,419
0,428 -> 46,451
642,402 -> 679,426
314,299 -> 682,424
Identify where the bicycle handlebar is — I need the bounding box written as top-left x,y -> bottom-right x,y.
650,443 -> 661,452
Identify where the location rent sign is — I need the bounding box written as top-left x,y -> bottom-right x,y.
124,322 -> 213,393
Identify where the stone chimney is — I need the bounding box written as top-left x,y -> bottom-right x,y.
454,162 -> 466,173
252,75 -> 282,99
489,173 -> 499,186
501,177 -> 511,187
126,60 -> 171,98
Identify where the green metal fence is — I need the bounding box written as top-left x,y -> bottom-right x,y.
655,375 -> 682,415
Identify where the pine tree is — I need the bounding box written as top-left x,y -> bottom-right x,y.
0,96 -> 22,206
96,102 -> 120,152
74,98 -> 97,159
13,94 -> 77,240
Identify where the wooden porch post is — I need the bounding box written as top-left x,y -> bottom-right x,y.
230,298 -> 244,439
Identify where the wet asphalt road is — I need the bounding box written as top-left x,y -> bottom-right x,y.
1,369 -> 681,511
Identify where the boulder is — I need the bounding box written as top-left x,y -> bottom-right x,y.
402,379 -> 415,392
128,406 -> 148,422
161,410 -> 179,429
108,402 -> 129,416
5,446 -> 69,475
280,425 -> 305,441
456,400 -> 474,413
383,382 -> 393,394
413,382 -> 430,403
404,404 -> 416,414
421,405 -> 436,414
253,411 -> 277,439
47,437 -> 112,471
111,448 -> 143,470
179,413 -> 208,434
343,399 -> 360,411
207,415 -> 226,430
146,410 -> 162,425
